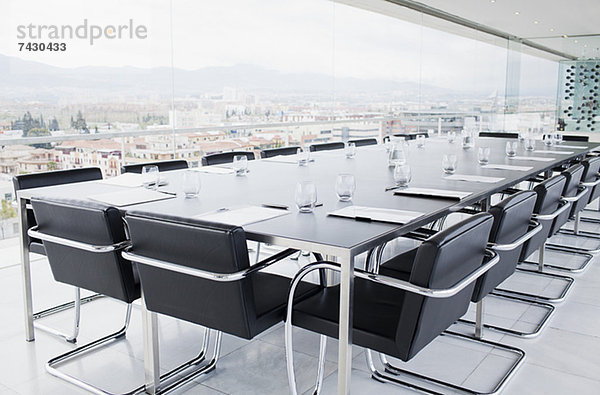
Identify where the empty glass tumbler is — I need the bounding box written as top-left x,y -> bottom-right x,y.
416,134 -> 426,148
295,181 -> 317,213
297,148 -> 310,166
182,170 -> 201,198
335,174 -> 356,202
141,165 -> 159,189
232,155 -> 248,175
544,133 -> 555,146
442,154 -> 457,174
524,138 -> 536,151
461,130 -> 474,149
477,147 -> 491,165
505,141 -> 517,157
393,164 -> 412,187
447,131 -> 457,144
388,141 -> 408,167
345,142 -> 356,159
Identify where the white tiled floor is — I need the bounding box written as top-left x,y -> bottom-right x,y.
1,218 -> 600,394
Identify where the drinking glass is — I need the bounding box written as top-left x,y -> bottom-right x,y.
335,174 -> 356,202
554,133 -> 563,144
524,138 -> 535,151
393,164 -> 412,187
544,133 -> 555,146
442,154 -> 457,174
416,134 -> 426,148
345,142 -> 356,159
232,155 -> 248,175
182,170 -> 201,198
141,165 -> 159,189
505,141 -> 517,157
297,148 -> 310,166
295,181 -> 317,213
447,131 -> 457,144
477,147 -> 491,165
461,130 -> 474,149
388,141 -> 407,167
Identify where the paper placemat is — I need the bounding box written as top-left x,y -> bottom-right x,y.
328,206 -> 424,225
554,145 -> 588,149
88,189 -> 175,207
530,150 -> 574,155
194,206 -> 290,226
99,173 -> 143,187
481,164 -> 533,171
509,156 -> 555,162
444,174 -> 505,183
394,187 -> 472,200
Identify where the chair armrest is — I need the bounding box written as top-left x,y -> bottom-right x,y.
532,199 -> 571,221
122,247 -> 298,282
28,226 -> 130,253
488,220 -> 541,252
562,186 -> 588,202
581,177 -> 600,188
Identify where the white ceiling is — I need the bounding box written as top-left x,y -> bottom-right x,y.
337,0 -> 600,60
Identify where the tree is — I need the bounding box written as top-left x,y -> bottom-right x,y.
71,110 -> 88,132
49,117 -> 59,131
0,199 -> 17,240
24,128 -> 52,149
47,161 -> 58,170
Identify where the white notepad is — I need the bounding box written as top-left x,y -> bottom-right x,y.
194,206 -> 290,226
88,189 -> 175,207
328,206 -> 424,225
509,156 -> 555,162
99,173 -> 143,188
531,150 -> 574,155
554,145 -> 588,149
444,174 -> 505,183
263,156 -> 299,164
481,164 -> 533,172
195,166 -> 234,174
394,187 -> 472,200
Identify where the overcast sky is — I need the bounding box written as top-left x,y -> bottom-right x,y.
0,0 -> 558,94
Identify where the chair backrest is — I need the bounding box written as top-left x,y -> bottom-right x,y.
30,197 -> 139,303
554,164 -> 587,231
471,191 -> 537,302
260,146 -> 300,159
348,138 -> 378,147
520,174 -> 567,260
308,142 -> 345,152
478,132 -> 519,139
395,213 -> 493,361
562,135 -> 589,142
121,160 -> 188,174
582,156 -> 600,204
125,211 -> 269,339
13,167 -> 103,253
201,151 -> 255,166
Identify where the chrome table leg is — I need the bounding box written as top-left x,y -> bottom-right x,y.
18,196 -> 34,341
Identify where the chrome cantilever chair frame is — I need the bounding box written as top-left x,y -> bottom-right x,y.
495,199 -> 576,303
285,251 -> 524,395
122,247 -> 299,395
29,227 -> 213,395
24,203 -> 103,343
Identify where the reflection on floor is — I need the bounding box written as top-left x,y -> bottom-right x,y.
1,218 -> 600,394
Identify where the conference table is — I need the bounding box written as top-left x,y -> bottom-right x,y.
17,136 -> 598,394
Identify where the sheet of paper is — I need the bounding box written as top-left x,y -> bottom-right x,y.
194,206 -> 290,226
328,205 -> 424,225
88,189 -> 175,207
553,145 -> 588,149
394,187 -> 472,200
444,174 -> 505,183
99,173 -> 143,188
262,156 -> 299,164
530,150 -> 574,155
509,156 -> 555,162
481,164 -> 533,171
195,166 -> 234,174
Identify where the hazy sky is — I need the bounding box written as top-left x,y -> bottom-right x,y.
0,0 -> 558,94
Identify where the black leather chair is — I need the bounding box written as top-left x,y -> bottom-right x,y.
260,146 -> 300,159
285,214 -> 513,394
121,159 -> 188,174
578,157 -> 600,225
201,151 -> 255,166
308,142 -> 345,152
13,167 -> 103,342
479,131 -> 519,139
348,138 -> 378,147
29,197 -> 142,393
122,211 -> 319,389
494,175 -> 575,303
